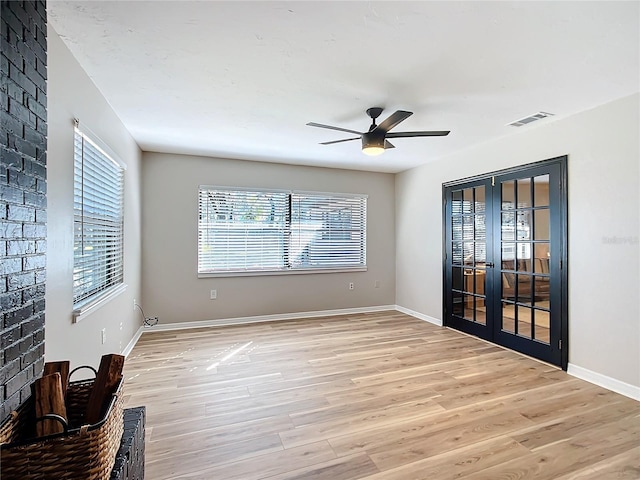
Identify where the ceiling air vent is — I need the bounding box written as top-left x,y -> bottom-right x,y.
507,111 -> 554,127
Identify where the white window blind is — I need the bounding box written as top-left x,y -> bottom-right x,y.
198,189 -> 288,273
73,127 -> 125,308
289,192 -> 366,269
198,187 -> 367,275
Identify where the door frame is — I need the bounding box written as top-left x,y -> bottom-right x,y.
442,155 -> 569,370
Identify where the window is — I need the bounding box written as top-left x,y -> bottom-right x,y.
198,187 -> 367,275
73,126 -> 125,312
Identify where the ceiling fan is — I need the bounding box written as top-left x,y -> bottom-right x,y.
307,107 -> 450,156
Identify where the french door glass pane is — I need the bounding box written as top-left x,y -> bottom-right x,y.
516,274 -> 533,305
452,216 -> 463,240
453,291 -> 463,316
502,181 -> 515,209
518,306 -> 533,338
517,213 -> 531,240
453,242 -> 463,264
463,216 -> 475,240
452,266 -> 464,290
534,243 -> 550,267
476,215 -> 486,240
516,243 -> 531,271
534,209 -> 550,240
534,309 -> 551,344
502,272 -> 515,299
534,175 -> 550,207
476,306 -> 487,325
474,243 -> 485,265
463,242 -> 474,265
502,302 -> 515,333
502,212 -> 515,239
463,295 -> 474,320
463,188 -> 473,207
533,277 -> 550,305
475,186 -> 486,212
518,178 -> 532,208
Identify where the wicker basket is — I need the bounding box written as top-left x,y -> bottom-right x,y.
0,376 -> 124,480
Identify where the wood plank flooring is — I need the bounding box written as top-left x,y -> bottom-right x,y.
122,311 -> 640,479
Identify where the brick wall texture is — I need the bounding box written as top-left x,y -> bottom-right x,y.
0,0 -> 47,422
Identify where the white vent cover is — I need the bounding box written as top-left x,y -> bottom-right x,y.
507,111 -> 555,127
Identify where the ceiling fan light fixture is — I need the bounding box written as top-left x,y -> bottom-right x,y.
361,132 -> 385,156
362,145 -> 385,156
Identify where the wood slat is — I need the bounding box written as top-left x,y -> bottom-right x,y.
43,361 -> 70,396
122,311 -> 640,479
85,353 -> 125,424
34,372 -> 68,437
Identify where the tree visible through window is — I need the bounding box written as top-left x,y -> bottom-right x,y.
198,187 -> 367,275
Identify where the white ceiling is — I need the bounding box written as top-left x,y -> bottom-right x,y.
47,1 -> 639,173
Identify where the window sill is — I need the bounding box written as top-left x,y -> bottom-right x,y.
198,267 -> 367,278
73,283 -> 128,323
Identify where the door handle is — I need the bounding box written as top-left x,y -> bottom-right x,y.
485,262 -> 495,268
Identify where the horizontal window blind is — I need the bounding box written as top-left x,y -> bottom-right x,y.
198,189 -> 288,273
289,193 -> 366,270
198,187 -> 367,275
73,128 -> 125,307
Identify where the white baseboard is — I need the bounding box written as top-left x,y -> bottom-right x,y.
121,326 -> 143,358
567,363 -> 640,401
147,305 -> 398,332
395,305 -> 442,326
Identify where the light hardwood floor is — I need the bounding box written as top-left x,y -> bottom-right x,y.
122,311 -> 640,480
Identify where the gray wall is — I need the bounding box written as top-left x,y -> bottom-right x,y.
141,152 -> 396,324
45,24 -> 143,368
396,93 -> 640,389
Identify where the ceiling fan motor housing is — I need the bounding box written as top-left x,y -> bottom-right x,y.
362,129 -> 386,149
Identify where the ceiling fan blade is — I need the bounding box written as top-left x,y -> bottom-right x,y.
307,122 -> 362,135
374,110 -> 413,133
384,140 -> 395,149
386,130 -> 450,138
320,137 -> 361,145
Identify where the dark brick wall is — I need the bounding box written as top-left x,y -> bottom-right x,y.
110,407 -> 146,480
0,0 -> 47,422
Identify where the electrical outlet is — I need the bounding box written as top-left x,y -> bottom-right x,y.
101,328 -> 106,345
210,289 -> 217,300
349,282 -> 354,290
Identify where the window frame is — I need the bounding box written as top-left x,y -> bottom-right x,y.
198,186 -> 367,278
72,125 -> 126,320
